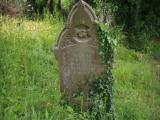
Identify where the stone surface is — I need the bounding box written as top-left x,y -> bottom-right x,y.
54,0 -> 103,108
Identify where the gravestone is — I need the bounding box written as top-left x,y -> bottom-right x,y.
54,0 -> 103,109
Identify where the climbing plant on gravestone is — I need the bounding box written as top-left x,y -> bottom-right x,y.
88,1 -> 117,119
89,22 -> 116,120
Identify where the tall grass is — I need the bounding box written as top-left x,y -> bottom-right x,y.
0,16 -> 72,119
114,46 -> 160,120
0,16 -> 160,120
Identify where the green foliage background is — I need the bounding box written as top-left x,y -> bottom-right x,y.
91,0 -> 160,51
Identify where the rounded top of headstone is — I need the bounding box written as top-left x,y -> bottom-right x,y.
79,0 -> 83,4
67,0 -> 97,25
55,0 -> 98,50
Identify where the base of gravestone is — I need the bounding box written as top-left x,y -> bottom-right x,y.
60,84 -> 90,111
60,95 -> 88,112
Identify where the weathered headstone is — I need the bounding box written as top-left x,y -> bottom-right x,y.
54,0 -> 103,109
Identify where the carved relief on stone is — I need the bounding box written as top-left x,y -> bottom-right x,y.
74,24 -> 89,41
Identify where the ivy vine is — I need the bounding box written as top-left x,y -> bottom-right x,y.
88,22 -> 117,120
